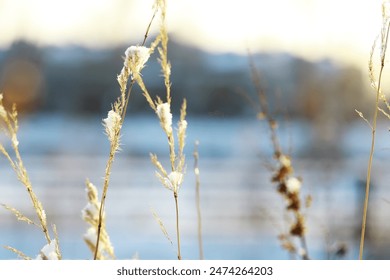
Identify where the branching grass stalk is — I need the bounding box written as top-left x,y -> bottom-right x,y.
150,99 -> 187,260
0,97 -> 60,258
93,8 -> 159,260
359,71 -> 380,260
359,15 -> 390,259
122,6 -> 159,120
134,0 -> 188,260
12,146 -> 51,244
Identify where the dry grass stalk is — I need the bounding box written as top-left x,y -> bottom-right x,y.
358,1 -> 390,260
132,0 -> 188,260
121,4 -> 160,120
92,5 -> 160,260
0,94 -> 61,259
355,109 -> 372,129
248,55 -> 310,260
1,204 -> 36,225
83,179 -> 115,259
3,246 -> 32,260
52,224 -> 62,260
151,208 -> 173,246
150,99 -> 187,260
193,141 -> 204,260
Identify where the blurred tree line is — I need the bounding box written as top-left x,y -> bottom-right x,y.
0,40 -> 369,122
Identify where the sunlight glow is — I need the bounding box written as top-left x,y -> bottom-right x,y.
0,0 -> 385,68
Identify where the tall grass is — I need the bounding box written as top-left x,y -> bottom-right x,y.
91,2 -> 160,260
0,0 -> 186,260
358,1 -> 390,260
0,95 -> 61,260
2,0 -> 390,261
98,0 -> 188,260
248,54 -> 310,260
134,0 -> 189,260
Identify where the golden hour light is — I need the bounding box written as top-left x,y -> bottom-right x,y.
2,0 -> 390,264
0,0 -> 384,68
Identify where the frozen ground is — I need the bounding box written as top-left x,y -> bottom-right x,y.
0,114 -> 390,259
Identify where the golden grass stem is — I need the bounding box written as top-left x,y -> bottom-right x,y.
121,81 -> 135,121
174,192 -> 182,260
359,78 -> 380,260
359,19 -> 390,260
94,149 -> 116,260
93,5 -> 160,259
142,6 -> 158,46
359,64 -> 383,260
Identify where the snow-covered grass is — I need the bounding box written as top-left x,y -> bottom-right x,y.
2,0 -> 390,261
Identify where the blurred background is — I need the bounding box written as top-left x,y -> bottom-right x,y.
1,0 -> 390,260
